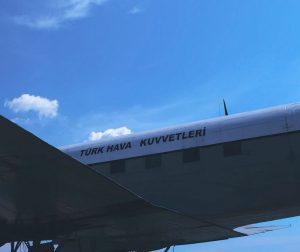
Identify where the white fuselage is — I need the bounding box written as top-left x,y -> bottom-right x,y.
61,103 -> 300,228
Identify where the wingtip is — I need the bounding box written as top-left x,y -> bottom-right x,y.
234,224 -> 290,236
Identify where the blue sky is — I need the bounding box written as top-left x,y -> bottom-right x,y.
2,0 -> 300,251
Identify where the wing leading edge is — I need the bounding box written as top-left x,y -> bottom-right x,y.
0,115 -> 244,251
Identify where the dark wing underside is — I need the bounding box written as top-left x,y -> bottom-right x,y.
0,116 -> 244,251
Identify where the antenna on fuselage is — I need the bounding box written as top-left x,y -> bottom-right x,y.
223,99 -> 229,116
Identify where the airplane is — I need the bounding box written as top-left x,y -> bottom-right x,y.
1,102 -> 300,252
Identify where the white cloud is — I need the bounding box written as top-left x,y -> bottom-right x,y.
14,0 -> 107,29
14,16 -> 61,30
87,127 -> 132,141
4,94 -> 59,119
128,6 -> 144,15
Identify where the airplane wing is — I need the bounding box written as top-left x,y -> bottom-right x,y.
0,115 -> 244,252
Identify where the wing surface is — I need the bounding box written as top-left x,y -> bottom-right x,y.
0,116 -> 244,251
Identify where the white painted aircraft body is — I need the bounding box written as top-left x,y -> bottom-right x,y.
63,103 -> 300,223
